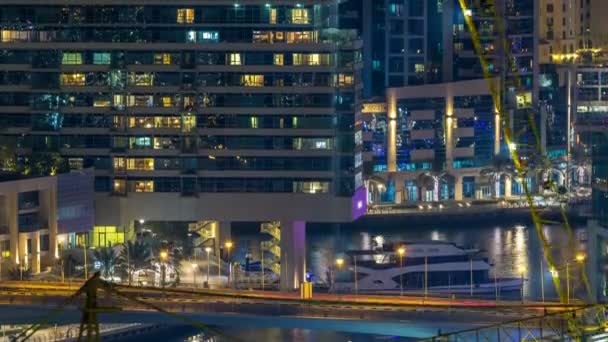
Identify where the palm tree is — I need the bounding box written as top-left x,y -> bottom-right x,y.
480,157 -> 515,198
417,160 -> 449,201
119,240 -> 151,286
152,246 -> 184,287
93,246 -> 120,280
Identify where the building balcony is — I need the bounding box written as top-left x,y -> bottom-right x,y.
410,149 -> 434,161
410,129 -> 435,140
410,110 -> 435,120
453,146 -> 475,158
454,127 -> 474,137
454,108 -> 475,118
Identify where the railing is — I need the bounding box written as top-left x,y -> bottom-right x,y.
260,221 -> 281,241
422,305 -> 608,342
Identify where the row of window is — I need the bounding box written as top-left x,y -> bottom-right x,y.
111,156 -> 333,171
0,6 -> 313,25
0,28 -> 321,44
2,113 -> 336,130
60,51 -> 334,67
16,134 -> 335,151
97,177 -> 330,194
8,92 -> 345,109
0,50 -> 361,68
54,71 -> 352,87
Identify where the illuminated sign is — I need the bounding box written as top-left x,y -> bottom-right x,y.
362,103 -> 387,113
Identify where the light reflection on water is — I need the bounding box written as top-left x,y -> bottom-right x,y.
312,223 -> 585,300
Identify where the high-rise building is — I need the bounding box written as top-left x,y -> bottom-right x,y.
0,1 -> 364,288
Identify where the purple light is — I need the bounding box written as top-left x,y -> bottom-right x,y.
351,187 -> 367,220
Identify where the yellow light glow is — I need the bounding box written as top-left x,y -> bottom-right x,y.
160,250 -> 168,260
397,247 -> 406,256
336,258 -> 344,267
518,266 -> 526,274
205,247 -> 212,253
224,241 -> 233,249
576,252 -> 586,262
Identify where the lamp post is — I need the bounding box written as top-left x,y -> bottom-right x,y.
567,252 -> 586,304
159,250 -> 168,289
191,263 -> 197,287
354,255 -> 358,295
83,236 -> 88,280
518,266 -> 526,303
205,247 -> 211,287
424,256 -> 428,297
225,241 -> 233,287
540,259 -> 544,303
335,258 -> 344,294
397,247 -> 406,296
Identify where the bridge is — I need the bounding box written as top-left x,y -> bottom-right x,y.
0,279 -> 604,340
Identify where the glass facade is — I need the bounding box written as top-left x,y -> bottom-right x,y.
0,2 -> 362,197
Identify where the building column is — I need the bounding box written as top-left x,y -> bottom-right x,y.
394,176 -> 405,204
387,90 -> 397,172
454,176 -> 463,201
280,220 -> 306,292
209,221 -> 231,258
7,193 -> 18,266
505,176 -> 512,198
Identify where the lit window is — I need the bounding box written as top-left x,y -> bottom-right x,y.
415,63 -> 425,73
93,99 -> 111,107
273,54 -> 284,65
113,157 -> 126,170
199,31 -> 219,42
1,30 -> 31,42
250,116 -> 259,128
337,73 -> 354,86
130,137 -> 151,148
60,73 -> 86,86
162,96 -> 173,107
62,52 -> 82,65
93,52 -> 111,65
242,74 -> 264,86
294,181 -> 329,194
177,8 -> 195,24
113,179 -> 126,194
154,53 -> 172,65
293,53 -> 303,65
128,73 -> 154,86
228,53 -> 242,65
134,180 -> 154,192
286,31 -> 316,43
68,158 -> 83,170
308,54 -> 320,65
1,249 -> 9,258
291,8 -> 309,24
182,115 -> 196,132
126,158 -> 154,171
269,8 -> 277,24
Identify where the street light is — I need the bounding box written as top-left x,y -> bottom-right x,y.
335,258 -> 344,293
566,252 -> 586,304
205,247 -> 212,288
397,247 -> 406,296
224,241 -> 234,287
518,266 -> 526,303
159,250 -> 168,289
191,263 -> 197,287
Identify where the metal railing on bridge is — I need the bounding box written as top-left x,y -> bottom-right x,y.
423,304 -> 608,342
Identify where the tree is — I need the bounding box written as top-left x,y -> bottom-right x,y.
119,240 -> 151,286
93,246 -> 120,280
480,157 -> 515,198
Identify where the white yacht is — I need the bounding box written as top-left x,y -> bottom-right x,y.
333,238 -> 522,294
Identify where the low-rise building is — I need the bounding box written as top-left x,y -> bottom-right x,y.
0,170 -> 93,275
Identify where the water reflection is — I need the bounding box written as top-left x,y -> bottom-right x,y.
235,220 -> 586,301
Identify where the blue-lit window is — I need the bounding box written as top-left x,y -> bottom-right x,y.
389,3 -> 403,16
93,53 -> 111,65
372,60 -> 381,70
199,31 -> 219,43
